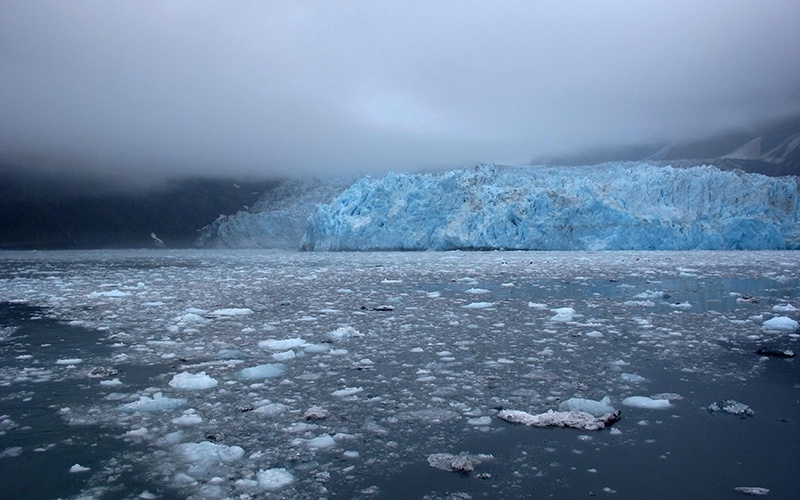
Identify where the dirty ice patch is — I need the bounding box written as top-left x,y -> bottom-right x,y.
168,372 -> 218,391
622,396 -> 671,409
119,392 -> 187,412
762,316 -> 799,330
259,338 -> 307,350
238,364 -> 287,380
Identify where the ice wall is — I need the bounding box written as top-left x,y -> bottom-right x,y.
301,163 -> 800,251
196,177 -> 355,249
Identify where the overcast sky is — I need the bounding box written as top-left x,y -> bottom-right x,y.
2,1 -> 800,182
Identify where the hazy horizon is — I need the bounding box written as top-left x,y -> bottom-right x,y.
2,1 -> 800,185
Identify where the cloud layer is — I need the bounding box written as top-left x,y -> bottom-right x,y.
2,1 -> 799,181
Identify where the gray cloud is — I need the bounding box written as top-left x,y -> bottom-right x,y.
2,0 -> 799,181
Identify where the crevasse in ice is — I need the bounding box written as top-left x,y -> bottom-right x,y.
301,163 -> 800,250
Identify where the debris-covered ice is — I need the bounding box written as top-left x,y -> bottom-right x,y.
498,409 -> 621,430
708,400 -> 755,417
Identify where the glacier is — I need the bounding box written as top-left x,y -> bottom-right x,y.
301,163 -> 800,251
196,177 -> 356,249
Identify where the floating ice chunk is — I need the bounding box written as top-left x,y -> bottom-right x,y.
528,302 -> 548,309
585,330 -> 603,338
772,304 -> 798,313
99,378 -> 123,387
465,288 -> 490,294
733,486 -> 770,496
426,291 -> 441,298
176,441 -> 244,466
622,396 -> 671,409
175,313 -> 208,324
306,434 -> 336,449
550,307 -> 576,322
88,290 -> 132,299
498,409 -> 621,431
256,468 -> 294,491
119,392 -> 187,412
304,344 -> 330,354
238,364 -> 287,380
624,300 -> 655,307
708,399 -> 754,417
762,316 -> 799,330
463,302 -> 495,309
327,326 -> 361,341
259,338 -> 308,350
427,452 -> 493,472
172,413 -> 203,425
207,308 -> 253,317
332,387 -> 363,397
169,372 -> 218,390
633,290 -> 669,300
558,397 -> 615,417
621,373 -> 646,383
56,358 -> 83,365
271,350 -> 296,361
467,416 -> 492,426
253,403 -> 288,417
69,464 -> 90,473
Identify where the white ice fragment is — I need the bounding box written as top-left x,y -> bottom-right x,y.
734,486 -> 770,496
621,373 -> 646,383
207,308 -> 253,317
426,291 -> 441,298
238,364 -> 287,380
762,316 -> 799,330
633,290 -> 668,300
69,464 -> 90,473
175,313 -> 208,324
585,330 -> 604,338
271,350 -> 296,361
88,290 -> 132,299
463,302 -> 495,309
464,288 -> 490,294
168,372 -> 218,391
558,397 -> 615,417
622,396 -> 671,409
327,326 -> 361,341
306,434 -> 336,449
772,304 -> 798,313
624,300 -> 655,307
172,413 -> 203,426
176,441 -> 244,466
56,358 -> 83,365
467,416 -> 492,426
550,307 -> 576,322
528,302 -> 548,309
119,392 -> 187,412
259,338 -> 308,350
331,387 -> 363,397
256,468 -> 295,491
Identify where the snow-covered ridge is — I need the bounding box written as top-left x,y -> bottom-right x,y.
301,163 -> 800,251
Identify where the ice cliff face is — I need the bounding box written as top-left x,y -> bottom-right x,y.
301,163 -> 800,251
196,177 -> 355,249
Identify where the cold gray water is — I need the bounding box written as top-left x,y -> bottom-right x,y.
0,250 -> 798,499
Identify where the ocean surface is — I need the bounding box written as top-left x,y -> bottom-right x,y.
0,250 -> 798,499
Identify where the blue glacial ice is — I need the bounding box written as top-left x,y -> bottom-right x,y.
301,163 -> 800,251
